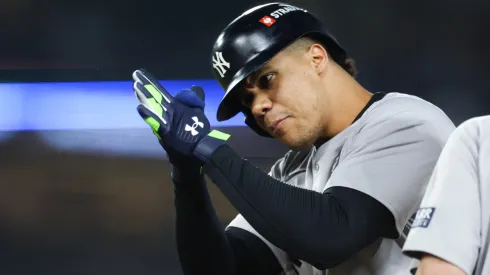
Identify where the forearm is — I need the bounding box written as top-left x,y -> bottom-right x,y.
415,254 -> 467,275
173,169 -> 236,275
201,144 -> 395,269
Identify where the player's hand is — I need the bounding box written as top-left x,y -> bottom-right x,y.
133,69 -> 230,166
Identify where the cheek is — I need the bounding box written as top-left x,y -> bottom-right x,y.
283,87 -> 321,116
275,83 -> 314,111
272,71 -> 323,118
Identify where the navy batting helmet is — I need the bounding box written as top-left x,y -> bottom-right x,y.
211,2 -> 347,137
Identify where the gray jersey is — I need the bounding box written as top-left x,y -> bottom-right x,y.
226,93 -> 455,275
402,115 -> 490,275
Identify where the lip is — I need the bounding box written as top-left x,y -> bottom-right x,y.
270,117 -> 288,134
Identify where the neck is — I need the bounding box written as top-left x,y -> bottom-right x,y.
318,67 -> 372,143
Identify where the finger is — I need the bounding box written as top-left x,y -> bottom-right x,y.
190,85 -> 205,102
134,81 -> 168,113
132,69 -> 170,105
132,69 -> 172,104
137,103 -> 168,126
134,82 -> 149,105
174,88 -> 205,109
137,104 -> 170,138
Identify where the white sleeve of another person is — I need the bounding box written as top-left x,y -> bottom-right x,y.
402,118 -> 482,275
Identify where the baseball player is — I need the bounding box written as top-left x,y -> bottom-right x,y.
132,2 -> 456,275
402,115 -> 490,275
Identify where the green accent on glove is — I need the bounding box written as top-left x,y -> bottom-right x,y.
144,117 -> 162,139
147,98 -> 164,117
144,84 -> 163,103
208,130 -> 231,141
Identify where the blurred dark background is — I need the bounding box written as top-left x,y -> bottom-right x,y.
0,0 -> 489,274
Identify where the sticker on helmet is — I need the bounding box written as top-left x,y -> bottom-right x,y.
259,15 -> 276,27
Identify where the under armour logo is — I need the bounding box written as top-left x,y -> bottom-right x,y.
185,116 -> 204,136
212,52 -> 230,78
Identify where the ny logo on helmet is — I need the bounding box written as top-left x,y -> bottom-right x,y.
212,52 -> 230,78
185,116 -> 204,136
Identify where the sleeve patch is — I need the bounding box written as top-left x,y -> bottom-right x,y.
411,207 -> 435,228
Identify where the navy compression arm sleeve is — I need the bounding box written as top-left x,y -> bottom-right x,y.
202,145 -> 398,270
173,170 -> 282,275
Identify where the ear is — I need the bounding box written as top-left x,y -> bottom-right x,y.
309,43 -> 329,75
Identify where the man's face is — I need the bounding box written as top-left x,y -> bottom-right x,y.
240,46 -> 329,149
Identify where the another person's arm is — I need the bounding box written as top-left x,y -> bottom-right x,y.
415,254 -> 466,275
403,118 -> 483,275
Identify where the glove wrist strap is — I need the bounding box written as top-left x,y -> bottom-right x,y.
193,130 -> 231,163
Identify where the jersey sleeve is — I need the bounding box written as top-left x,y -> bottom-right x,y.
402,119 -> 481,275
327,110 -> 450,236
225,163 -> 294,273
226,214 -> 293,271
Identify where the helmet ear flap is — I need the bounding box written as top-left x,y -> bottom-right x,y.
243,109 -> 272,138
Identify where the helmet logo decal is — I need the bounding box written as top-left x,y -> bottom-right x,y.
212,52 -> 230,78
270,4 -> 307,19
259,15 -> 276,27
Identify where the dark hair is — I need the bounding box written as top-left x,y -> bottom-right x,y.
287,37 -> 358,78
340,57 -> 358,78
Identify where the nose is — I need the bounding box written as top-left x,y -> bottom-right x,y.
251,93 -> 272,118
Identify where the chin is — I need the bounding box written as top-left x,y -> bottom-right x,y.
278,135 -> 315,151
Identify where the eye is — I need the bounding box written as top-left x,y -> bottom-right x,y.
258,73 -> 274,89
241,91 -> 254,108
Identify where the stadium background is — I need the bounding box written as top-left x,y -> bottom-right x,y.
0,0 -> 489,274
